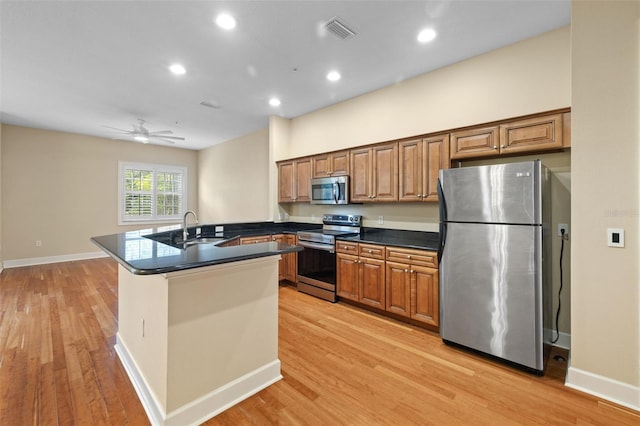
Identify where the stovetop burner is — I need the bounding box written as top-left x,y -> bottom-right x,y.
297,214 -> 362,245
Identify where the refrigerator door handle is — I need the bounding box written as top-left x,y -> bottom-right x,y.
437,178 -> 447,263
438,222 -> 447,263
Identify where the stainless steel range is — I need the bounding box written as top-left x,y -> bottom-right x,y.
296,214 -> 362,302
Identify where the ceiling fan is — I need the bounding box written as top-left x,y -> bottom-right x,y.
104,119 -> 185,144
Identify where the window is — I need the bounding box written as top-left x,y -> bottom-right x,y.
118,161 -> 187,224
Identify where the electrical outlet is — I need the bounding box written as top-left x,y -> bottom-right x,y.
35,240 -> 42,247
378,216 -> 384,225
557,224 -> 568,239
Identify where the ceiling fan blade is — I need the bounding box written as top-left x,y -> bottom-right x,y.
153,137 -> 177,144
103,125 -> 134,133
151,135 -> 185,140
148,130 -> 174,135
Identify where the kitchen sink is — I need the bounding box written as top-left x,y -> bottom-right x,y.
144,231 -> 225,249
182,237 -> 225,247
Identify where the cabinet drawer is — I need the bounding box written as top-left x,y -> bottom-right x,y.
336,241 -> 358,254
386,247 -> 437,267
358,243 -> 385,260
240,235 -> 271,244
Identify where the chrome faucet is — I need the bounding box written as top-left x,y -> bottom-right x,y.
182,210 -> 198,242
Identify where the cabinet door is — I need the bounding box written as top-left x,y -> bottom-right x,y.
385,261 -> 410,317
350,147 -> 372,202
372,142 -> 398,201
450,126 -> 500,160
500,114 -> 563,155
359,258 -> 385,309
295,158 -> 312,202
312,154 -> 331,178
411,265 -> 439,327
284,235 -> 297,282
278,161 -> 295,202
423,134 -> 450,202
337,253 -> 359,301
398,138 -> 423,201
272,234 -> 286,281
330,150 -> 350,176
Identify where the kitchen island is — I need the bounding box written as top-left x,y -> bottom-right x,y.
91,226 -> 302,426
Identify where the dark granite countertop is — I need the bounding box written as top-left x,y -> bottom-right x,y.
338,227 -> 440,251
90,221 -> 315,275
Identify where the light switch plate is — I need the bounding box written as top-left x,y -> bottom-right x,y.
607,228 -> 625,248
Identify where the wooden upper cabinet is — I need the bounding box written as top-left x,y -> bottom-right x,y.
450,112 -> 569,160
312,150 -> 350,178
372,142 -> 398,201
277,157 -> 311,203
398,138 -> 423,202
295,158 -> 311,202
278,160 -> 295,203
350,147 -> 373,202
350,142 -> 398,202
423,134 -> 450,202
399,134 -> 449,202
450,126 -> 500,160
500,113 -> 563,155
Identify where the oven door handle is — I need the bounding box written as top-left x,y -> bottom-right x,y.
297,240 -> 335,253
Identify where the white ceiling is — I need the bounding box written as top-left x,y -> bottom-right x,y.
1,1 -> 570,150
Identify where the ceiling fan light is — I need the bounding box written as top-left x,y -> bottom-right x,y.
169,63 -> 186,75
215,13 -> 236,30
326,70 -> 341,82
134,136 -> 149,143
417,28 -> 437,43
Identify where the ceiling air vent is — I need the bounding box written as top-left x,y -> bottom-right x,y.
325,17 -> 357,40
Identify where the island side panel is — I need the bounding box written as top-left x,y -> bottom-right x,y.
116,264 -> 169,412
165,256 -> 281,415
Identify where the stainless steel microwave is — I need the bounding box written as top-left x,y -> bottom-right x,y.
310,176 -> 349,205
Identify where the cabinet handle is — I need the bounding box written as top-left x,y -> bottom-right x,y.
493,146 -> 498,150
501,145 -> 505,149
368,250 -> 372,253
404,269 -> 408,273
410,269 -> 414,273
407,255 -> 411,259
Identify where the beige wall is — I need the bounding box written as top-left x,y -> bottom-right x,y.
198,128 -> 270,223
278,26 -> 570,161
1,125 -> 198,261
568,0 -> 639,403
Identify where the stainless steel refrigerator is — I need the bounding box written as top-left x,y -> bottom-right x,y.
437,160 -> 551,374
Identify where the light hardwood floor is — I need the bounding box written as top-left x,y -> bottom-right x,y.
1,258 -> 638,425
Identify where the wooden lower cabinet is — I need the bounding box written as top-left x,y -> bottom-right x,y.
338,242 -> 438,328
336,243 -> 386,309
385,262 -> 438,326
385,247 -> 439,327
283,234 -> 297,282
241,234 -> 297,282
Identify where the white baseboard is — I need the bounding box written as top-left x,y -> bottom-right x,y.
115,335 -> 282,426
545,327 -> 571,350
2,251 -> 108,268
566,365 -> 640,412
115,337 -> 165,425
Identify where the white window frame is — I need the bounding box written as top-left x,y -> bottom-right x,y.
118,161 -> 188,225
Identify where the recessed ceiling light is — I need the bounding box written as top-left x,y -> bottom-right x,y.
417,28 -> 437,43
215,13 -> 236,30
326,71 -> 341,82
269,98 -> 281,107
169,63 -> 186,75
